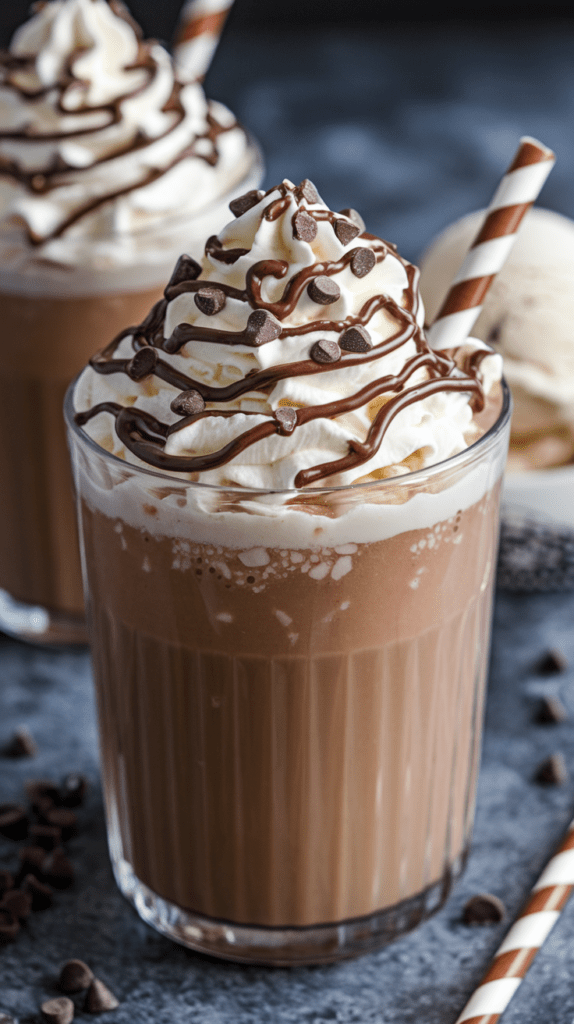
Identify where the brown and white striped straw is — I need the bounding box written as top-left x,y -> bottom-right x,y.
427,136 -> 555,351
173,0 -> 235,82
455,816 -> 574,1023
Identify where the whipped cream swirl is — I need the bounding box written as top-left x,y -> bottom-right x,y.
75,179 -> 503,489
0,0 -> 253,262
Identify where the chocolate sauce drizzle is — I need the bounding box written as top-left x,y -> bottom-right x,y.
0,28 -> 236,245
76,181 -> 486,488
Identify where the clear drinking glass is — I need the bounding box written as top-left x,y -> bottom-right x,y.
0,141 -> 263,646
65,380 -> 510,964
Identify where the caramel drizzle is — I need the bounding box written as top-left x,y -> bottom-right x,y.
0,39 -> 236,244
77,184 -> 485,487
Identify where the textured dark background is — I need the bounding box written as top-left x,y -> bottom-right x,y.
2,2 -> 574,1021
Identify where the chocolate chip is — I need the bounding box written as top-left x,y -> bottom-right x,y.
59,959 -> 95,994
43,848 -> 74,889
43,808 -> 77,841
462,893 -> 506,925
275,408 -> 298,434
84,979 -> 120,1014
333,218 -> 360,246
41,997 -> 75,1024
537,649 -> 568,674
59,773 -> 88,809
21,873 -> 53,911
310,339 -> 341,364
244,309 -> 282,347
536,695 -> 568,724
295,179 -> 323,205
339,325 -> 373,353
229,189 -> 264,217
0,804 -> 28,841
1,889 -> 32,921
164,254 -> 201,295
25,780 -> 60,811
4,727 -> 36,758
0,909 -> 19,943
170,390 -> 206,417
339,208 -> 365,233
535,752 -> 567,785
0,872 -> 13,897
293,210 -> 317,243
307,276 -> 341,305
18,846 -> 46,877
126,346 -> 158,382
350,247 -> 376,278
194,285 -> 226,316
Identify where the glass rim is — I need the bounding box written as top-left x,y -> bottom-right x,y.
64,377 -> 512,499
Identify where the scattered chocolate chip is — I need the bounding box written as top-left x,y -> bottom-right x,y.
307,276 -> 341,305
537,649 -> 568,674
1,889 -> 32,921
41,996 -> 75,1024
59,773 -> 88,808
536,695 -> 568,724
244,309 -> 282,347
29,824 -> 62,850
295,179 -> 323,205
84,979 -> 120,1014
170,389 -> 206,417
350,246 -> 376,278
194,285 -> 226,316
463,892 -> 506,925
126,346 -> 158,382
339,208 -> 365,233
293,209 -> 317,243
43,847 -> 74,889
59,959 -> 95,994
0,872 -> 13,897
333,218 -> 360,246
310,339 -> 341,364
4,727 -> 36,758
18,846 -> 46,877
0,909 -> 19,943
164,254 -> 201,296
42,808 -> 77,841
0,804 -> 28,841
275,408 -> 298,434
25,780 -> 60,811
535,752 -> 568,786
339,325 -> 373,353
229,189 -> 264,218
21,873 -> 53,911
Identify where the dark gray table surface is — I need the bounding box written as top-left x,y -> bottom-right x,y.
3,18 -> 574,1023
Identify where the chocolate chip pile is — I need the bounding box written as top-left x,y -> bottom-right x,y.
497,515 -> 574,592
0,769 -> 87,943
37,960 -> 119,1021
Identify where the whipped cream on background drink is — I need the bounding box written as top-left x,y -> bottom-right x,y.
0,0 -> 260,642
68,178 -> 510,963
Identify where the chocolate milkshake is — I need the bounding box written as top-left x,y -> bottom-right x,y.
67,179 -> 510,962
0,0 -> 261,643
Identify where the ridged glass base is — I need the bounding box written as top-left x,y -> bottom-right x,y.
0,589 -> 87,646
112,850 -> 468,965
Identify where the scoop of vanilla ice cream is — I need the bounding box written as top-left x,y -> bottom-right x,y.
75,178 -> 502,490
419,207 -> 574,470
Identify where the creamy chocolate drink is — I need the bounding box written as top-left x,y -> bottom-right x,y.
0,0 -> 260,643
68,179 -> 510,963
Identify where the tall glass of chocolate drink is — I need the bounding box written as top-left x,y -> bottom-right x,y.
66,179 -> 511,963
0,0 -> 262,644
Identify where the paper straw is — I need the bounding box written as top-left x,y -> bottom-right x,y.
426,136 -> 555,351
455,817 -> 574,1024
173,0 -> 235,82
